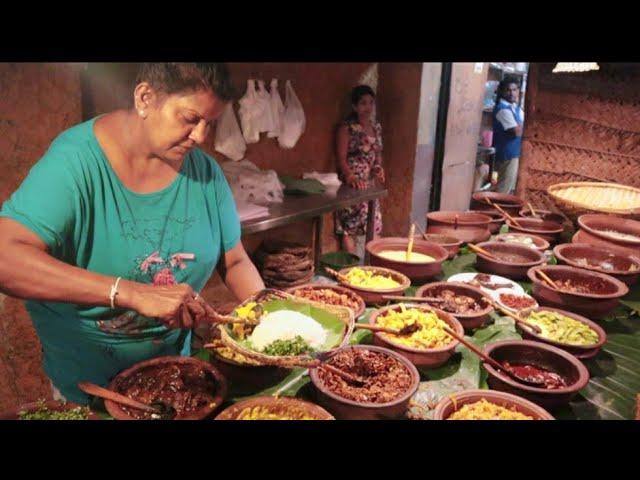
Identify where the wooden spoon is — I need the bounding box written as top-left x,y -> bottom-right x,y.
353,322 -> 421,336
482,298 -> 542,334
467,243 -> 498,260
406,223 -> 416,261
536,269 -> 561,291
441,327 -> 545,387
78,382 -> 161,414
484,198 -> 522,227
412,220 -> 429,240
527,202 -> 539,218
382,294 -> 445,303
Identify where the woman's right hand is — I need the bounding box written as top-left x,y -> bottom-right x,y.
118,281 -> 204,329
347,174 -> 367,190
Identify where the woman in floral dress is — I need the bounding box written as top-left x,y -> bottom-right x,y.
335,85 -> 385,254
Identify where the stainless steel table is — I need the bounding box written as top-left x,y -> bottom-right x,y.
241,184 -> 388,268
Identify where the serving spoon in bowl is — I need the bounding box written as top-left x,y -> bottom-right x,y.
77,382 -> 177,419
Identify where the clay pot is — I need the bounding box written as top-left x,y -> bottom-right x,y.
0,400 -> 101,420
471,192 -> 525,216
527,265 -> 629,319
415,281 -> 493,330
287,283 -> 366,319
493,232 -> 550,253
368,304 -> 464,368
309,345 -> 420,420
483,340 -> 590,411
366,237 -> 448,283
474,241 -> 546,280
506,218 -> 564,244
215,396 -> 334,420
553,243 -> 640,286
421,234 -> 463,259
468,209 -> 506,234
336,266 -> 411,306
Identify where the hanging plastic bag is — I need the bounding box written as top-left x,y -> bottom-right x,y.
238,79 -> 263,144
255,80 -> 275,134
267,78 -> 285,138
214,103 -> 246,161
278,80 -> 306,149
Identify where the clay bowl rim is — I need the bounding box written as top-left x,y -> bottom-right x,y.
0,400 -> 101,420
433,388 -> 555,420
506,217 -> 564,235
368,303 -> 464,354
494,288 -> 539,313
427,210 -> 494,227
214,395 -> 335,420
366,237 -> 449,264
518,208 -> 565,222
577,214 -> 640,246
483,339 -> 590,395
517,306 -> 607,352
414,281 -> 494,320
467,209 -> 506,223
421,233 -> 464,248
493,232 -> 550,252
475,241 -> 547,267
471,191 -> 525,208
527,265 -> 629,300
105,355 -> 228,420
553,243 -> 640,278
308,344 -> 420,409
337,265 -> 411,294
286,282 -> 367,319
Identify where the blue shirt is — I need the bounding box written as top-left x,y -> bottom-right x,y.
0,117 -> 241,403
493,99 -> 524,162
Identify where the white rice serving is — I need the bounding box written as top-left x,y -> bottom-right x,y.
248,310 -> 328,351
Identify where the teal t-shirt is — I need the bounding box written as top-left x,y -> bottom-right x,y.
0,117 -> 241,404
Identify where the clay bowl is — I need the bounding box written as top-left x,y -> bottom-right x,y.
468,209 -> 506,234
420,234 -> 463,259
366,237 -> 448,283
0,400 -> 101,420
474,241 -> 546,280
516,306 -> 607,360
577,214 -> 640,255
369,304 -> 464,368
427,211 -> 493,228
553,243 -> 640,286
573,228 -> 640,259
483,340 -> 590,410
215,396 -> 335,420
519,208 -> 566,225
309,345 -> 420,420
433,389 -> 555,420
426,223 -> 491,244
527,265 -> 629,319
105,356 -> 227,420
287,283 -> 366,319
506,217 -> 564,244
471,191 -> 525,216
493,232 -> 550,253
337,266 -> 411,306
415,281 -> 493,330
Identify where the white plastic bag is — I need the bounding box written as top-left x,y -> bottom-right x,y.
255,80 -> 275,134
302,171 -> 342,187
278,80 -> 306,149
238,79 -> 263,144
267,78 -> 285,138
221,160 -> 285,205
214,103 -> 246,161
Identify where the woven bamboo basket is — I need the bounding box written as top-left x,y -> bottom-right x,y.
218,289 -> 355,368
547,182 -> 640,224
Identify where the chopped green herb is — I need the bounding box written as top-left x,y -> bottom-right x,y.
262,336 -> 315,356
18,400 -> 90,420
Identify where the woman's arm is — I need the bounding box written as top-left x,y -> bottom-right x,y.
336,125 -> 365,190
217,242 -> 265,301
0,217 -> 199,327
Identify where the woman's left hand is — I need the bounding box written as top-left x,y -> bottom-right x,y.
375,168 -> 385,185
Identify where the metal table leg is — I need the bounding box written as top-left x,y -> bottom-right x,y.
313,216 -> 323,273
364,199 -> 376,264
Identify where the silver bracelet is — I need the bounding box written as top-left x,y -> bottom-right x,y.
109,277 -> 123,309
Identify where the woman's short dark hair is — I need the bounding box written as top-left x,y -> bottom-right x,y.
351,84 -> 376,106
136,63 -> 235,101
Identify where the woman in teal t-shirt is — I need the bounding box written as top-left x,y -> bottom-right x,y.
0,63 -> 265,404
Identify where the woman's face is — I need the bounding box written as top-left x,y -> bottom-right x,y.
139,86 -> 226,163
353,94 -> 375,120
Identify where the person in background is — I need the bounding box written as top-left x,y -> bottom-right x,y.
335,85 -> 385,254
492,76 -> 525,194
0,63 -> 265,404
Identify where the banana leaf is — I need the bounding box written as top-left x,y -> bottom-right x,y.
279,175 -> 326,195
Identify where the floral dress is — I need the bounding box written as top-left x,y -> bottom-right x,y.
335,120 -> 383,236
